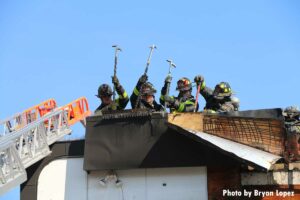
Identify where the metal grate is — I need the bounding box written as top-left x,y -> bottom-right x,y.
203,115 -> 285,155
99,109 -> 155,120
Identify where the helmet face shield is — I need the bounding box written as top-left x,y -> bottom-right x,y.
141,82 -> 156,96
141,88 -> 155,95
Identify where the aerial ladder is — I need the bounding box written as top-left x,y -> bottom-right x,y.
0,97 -> 91,195
0,99 -> 57,136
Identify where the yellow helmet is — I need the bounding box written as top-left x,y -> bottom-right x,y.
213,82 -> 232,98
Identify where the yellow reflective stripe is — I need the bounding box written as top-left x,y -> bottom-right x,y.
177,100 -> 194,112
184,100 -> 194,105
119,91 -> 128,99
133,87 -> 139,96
177,103 -> 185,112
111,104 -> 117,110
160,95 -> 174,101
171,108 -> 176,114
110,101 -> 119,110
204,109 -> 216,114
201,81 -> 206,90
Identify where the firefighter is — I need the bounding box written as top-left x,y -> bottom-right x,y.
194,75 -> 239,113
95,76 -> 129,114
130,74 -> 163,111
283,106 -> 300,161
160,76 -> 198,113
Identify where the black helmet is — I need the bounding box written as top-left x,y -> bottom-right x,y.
96,84 -> 113,98
213,82 -> 232,98
141,82 -> 157,95
283,106 -> 300,118
176,77 -> 192,91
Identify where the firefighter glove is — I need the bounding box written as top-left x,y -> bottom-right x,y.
112,76 -> 120,86
165,75 -> 172,84
194,75 -> 204,84
164,95 -> 175,104
139,74 -> 148,84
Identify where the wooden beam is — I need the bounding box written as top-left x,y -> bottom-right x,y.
168,112 -> 204,132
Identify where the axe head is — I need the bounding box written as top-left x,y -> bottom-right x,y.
112,45 -> 122,51
149,44 -> 157,49
166,59 -> 176,68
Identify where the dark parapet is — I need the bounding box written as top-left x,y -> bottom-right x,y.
83,110 -> 168,171
83,109 -> 243,171
217,108 -> 284,120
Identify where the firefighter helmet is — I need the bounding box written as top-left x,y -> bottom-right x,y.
213,82 -> 232,98
96,84 -> 113,98
283,106 -> 300,118
176,77 -> 192,91
141,82 -> 157,95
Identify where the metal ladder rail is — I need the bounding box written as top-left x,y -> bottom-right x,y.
0,99 -> 57,137
0,109 -> 71,195
59,96 -> 91,127
0,113 -> 24,137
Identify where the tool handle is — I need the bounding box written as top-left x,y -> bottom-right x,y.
164,81 -> 171,111
113,55 -> 117,101
112,47 -> 121,102
135,46 -> 156,108
114,56 -> 117,77
144,57 -> 151,74
194,83 -> 201,112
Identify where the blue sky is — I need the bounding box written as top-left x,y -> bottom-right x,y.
1,0 -> 300,199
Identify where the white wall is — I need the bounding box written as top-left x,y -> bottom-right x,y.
38,158 -> 208,200
37,158 -> 87,200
